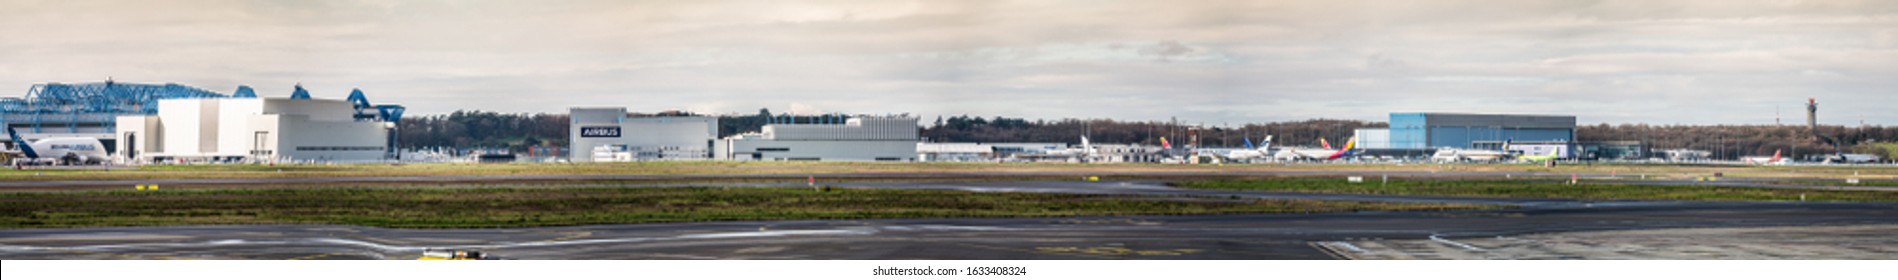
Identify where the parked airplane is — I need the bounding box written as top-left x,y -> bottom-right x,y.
1431,140 -> 1519,162
6,127 -> 109,165
1741,149 -> 1786,165
1515,148 -> 1562,163
1274,137 -> 1356,161
1032,135 -> 1099,162
1223,136 -> 1274,161
1431,148 -> 1510,162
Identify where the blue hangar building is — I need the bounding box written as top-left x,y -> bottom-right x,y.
1356,112 -> 1576,150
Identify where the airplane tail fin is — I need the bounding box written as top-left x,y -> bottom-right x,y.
1242,137 -> 1254,150
1260,135 -> 1273,151
6,127 -> 37,159
1160,137 -> 1171,150
1771,149 -> 1782,162
1320,138 -> 1332,150
1081,136 -> 1093,154
1324,137 -> 1358,160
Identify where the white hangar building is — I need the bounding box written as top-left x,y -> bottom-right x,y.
568,107 -> 719,162
116,97 -> 394,163
715,115 -> 919,162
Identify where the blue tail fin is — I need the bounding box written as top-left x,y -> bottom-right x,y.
7,127 -> 37,159
1243,137 -> 1254,149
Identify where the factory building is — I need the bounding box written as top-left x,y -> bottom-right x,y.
916,143 -> 992,162
915,142 -> 1072,162
1576,141 -> 1645,160
715,115 -> 918,161
3,80 -> 233,152
568,107 -> 718,162
1357,112 -> 1576,149
6,81 -> 403,163
116,93 -> 399,163
1352,129 -> 1391,149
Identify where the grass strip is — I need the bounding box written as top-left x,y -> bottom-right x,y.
1173,178 -> 1898,202
0,186 -> 1487,228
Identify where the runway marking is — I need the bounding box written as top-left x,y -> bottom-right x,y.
1309,243 -> 1353,260
1034,246 -> 1204,256
287,252 -> 343,260
1322,241 -> 1371,253
1052,218 -> 1163,226
1429,235 -> 1488,252
949,242 -> 1112,259
38,247 -> 180,260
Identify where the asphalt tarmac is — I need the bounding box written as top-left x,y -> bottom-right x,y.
3,180 -> 1896,260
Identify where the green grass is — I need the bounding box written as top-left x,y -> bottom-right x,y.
1173,178 -> 1898,202
0,186 -> 1487,228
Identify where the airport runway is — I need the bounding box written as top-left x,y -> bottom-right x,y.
4,181 -> 1897,260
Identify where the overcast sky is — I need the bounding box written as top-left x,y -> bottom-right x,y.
1,0 -> 1893,125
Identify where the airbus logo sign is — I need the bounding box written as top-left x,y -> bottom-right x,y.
580,126 -> 621,138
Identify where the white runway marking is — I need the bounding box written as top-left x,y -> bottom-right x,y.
1429,235 -> 1488,252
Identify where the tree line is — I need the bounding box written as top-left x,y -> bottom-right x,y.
1577,124 -> 1898,160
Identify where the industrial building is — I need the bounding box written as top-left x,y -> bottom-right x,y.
715,115 -> 918,161
1575,141 -> 1645,160
1357,112 -> 1576,150
916,143 -> 993,162
915,142 -> 1072,162
4,81 -> 403,163
568,107 -> 718,162
3,81 -> 233,153
114,85 -> 404,163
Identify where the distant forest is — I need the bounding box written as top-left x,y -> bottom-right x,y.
396,110 -> 1898,159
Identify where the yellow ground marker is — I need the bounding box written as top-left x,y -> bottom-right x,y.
135,185 -> 146,190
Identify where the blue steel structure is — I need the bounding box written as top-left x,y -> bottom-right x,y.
2,80 -> 229,135
5,80 -> 406,157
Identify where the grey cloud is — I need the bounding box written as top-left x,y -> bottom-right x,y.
1137,41 -> 1199,61
0,0 -> 1893,125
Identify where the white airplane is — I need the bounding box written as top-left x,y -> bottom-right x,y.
1223,136 -> 1274,161
1741,149 -> 1786,165
1032,135 -> 1098,162
7,127 -> 109,165
1431,148 -> 1510,162
1274,137 -> 1357,161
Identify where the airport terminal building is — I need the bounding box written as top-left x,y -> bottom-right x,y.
568,107 -> 719,162
715,115 -> 919,161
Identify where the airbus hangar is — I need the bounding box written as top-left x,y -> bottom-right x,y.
715,115 -> 919,162
114,86 -> 404,163
569,107 -> 719,162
